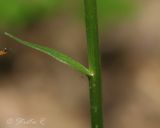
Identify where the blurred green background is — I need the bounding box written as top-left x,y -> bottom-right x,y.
0,0 -> 135,30
1,0 -> 160,128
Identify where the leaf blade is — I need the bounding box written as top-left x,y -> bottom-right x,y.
5,32 -> 91,76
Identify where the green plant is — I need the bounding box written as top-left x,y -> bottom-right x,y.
5,0 -> 103,128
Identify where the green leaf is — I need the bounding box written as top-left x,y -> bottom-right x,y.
5,32 -> 91,76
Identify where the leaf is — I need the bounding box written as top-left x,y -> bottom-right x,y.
5,32 -> 91,76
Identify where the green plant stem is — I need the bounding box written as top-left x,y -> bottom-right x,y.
84,0 -> 104,128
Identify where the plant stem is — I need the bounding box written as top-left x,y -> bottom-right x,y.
84,0 -> 103,128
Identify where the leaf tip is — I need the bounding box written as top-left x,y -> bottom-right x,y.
4,32 -> 9,36
4,32 -> 12,38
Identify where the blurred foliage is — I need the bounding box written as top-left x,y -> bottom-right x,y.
0,0 -> 136,30
0,0 -> 60,30
97,0 -> 136,23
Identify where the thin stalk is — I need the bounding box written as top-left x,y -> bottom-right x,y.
84,0 -> 104,128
